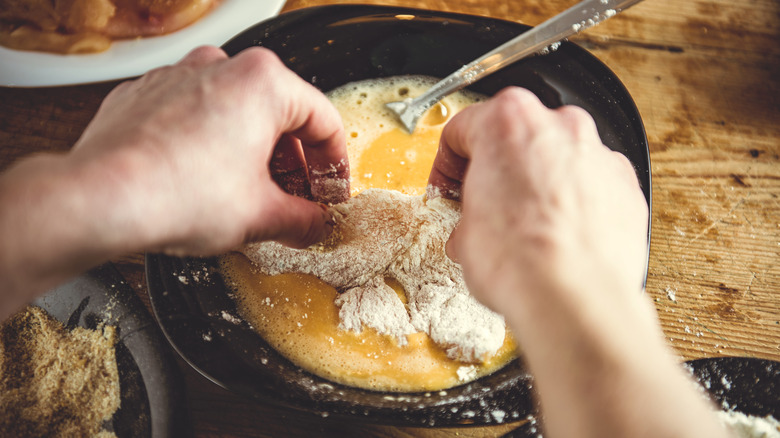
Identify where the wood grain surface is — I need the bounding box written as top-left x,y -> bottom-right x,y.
1,0 -> 778,436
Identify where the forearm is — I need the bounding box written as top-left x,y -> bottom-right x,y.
0,151 -> 153,320
0,46 -> 351,322
501,273 -> 732,438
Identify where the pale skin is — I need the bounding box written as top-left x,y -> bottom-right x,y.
0,46 -> 349,321
0,46 -> 731,437
430,88 -> 733,438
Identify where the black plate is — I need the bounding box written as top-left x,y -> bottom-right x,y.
501,357 -> 780,437
147,5 -> 650,427
686,357 -> 780,417
33,264 -> 190,437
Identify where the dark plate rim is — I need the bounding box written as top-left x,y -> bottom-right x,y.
147,4 -> 652,428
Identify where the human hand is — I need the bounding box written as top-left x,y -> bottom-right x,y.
71,45 -> 349,256
427,88 -> 736,438
429,87 -> 648,316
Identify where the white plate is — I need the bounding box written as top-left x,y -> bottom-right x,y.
0,0 -> 285,87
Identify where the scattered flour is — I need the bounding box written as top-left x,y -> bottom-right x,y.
334,276 -> 417,342
665,286 -> 677,301
242,188 -> 506,363
719,411 -> 780,438
457,365 -> 478,382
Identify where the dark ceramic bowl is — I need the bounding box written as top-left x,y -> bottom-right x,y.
502,358 -> 780,437
685,357 -> 780,416
146,5 -> 650,427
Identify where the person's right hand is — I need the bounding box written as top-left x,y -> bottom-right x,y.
428,87 -> 648,319
427,87 -> 736,438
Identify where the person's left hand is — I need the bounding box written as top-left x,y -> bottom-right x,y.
71,45 -> 350,256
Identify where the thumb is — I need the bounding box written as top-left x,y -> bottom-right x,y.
445,223 -> 463,264
248,190 -> 335,249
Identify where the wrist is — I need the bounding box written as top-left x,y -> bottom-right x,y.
496,272 -> 721,438
501,264 -> 659,358
67,145 -> 186,256
0,153 -> 120,317
0,149 -> 160,316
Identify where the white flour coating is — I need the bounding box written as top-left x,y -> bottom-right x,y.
241,189 -> 506,363
243,189 -> 419,289
385,193 -> 505,361
334,276 -> 417,342
310,159 -> 349,204
719,411 -> 780,438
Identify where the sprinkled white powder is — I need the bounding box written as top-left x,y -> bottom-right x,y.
491,410 -> 507,423
719,411 -> 780,438
335,276 -> 417,344
221,311 -> 241,324
310,160 -> 349,204
721,375 -> 732,390
242,189 -> 506,362
457,365 -> 478,382
311,176 -> 350,205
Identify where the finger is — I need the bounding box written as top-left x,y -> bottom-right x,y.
248,189 -> 335,249
176,45 -> 228,67
427,138 -> 469,200
427,102 -> 481,199
266,58 -> 349,203
554,105 -> 601,143
299,134 -> 351,205
445,223 -> 463,263
270,134 -> 312,199
292,114 -> 350,205
227,47 -> 350,203
429,87 -> 552,198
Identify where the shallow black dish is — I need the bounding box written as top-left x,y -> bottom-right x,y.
686,357 -> 780,417
33,264 -> 190,437
147,5 -> 650,427
502,357 -> 780,437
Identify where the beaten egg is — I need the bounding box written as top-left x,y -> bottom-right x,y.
220,76 -> 517,392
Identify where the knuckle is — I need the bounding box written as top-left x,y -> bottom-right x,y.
238,46 -> 282,71
189,45 -> 226,62
494,86 -> 539,106
556,105 -> 597,133
486,87 -> 548,137
188,45 -> 216,57
492,87 -> 543,117
556,104 -> 590,121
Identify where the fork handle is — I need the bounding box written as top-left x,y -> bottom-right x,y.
408,0 -> 644,115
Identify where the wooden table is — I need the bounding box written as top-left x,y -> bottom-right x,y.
1,0 -> 778,436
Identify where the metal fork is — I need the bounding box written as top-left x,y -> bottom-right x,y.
386,0 -> 645,133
